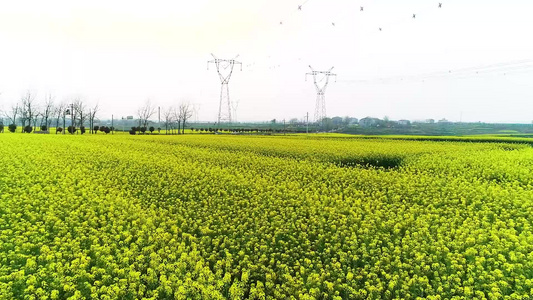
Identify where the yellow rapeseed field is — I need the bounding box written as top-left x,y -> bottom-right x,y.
1,134 -> 532,299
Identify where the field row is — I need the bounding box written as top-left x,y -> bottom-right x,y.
0,134 -> 532,299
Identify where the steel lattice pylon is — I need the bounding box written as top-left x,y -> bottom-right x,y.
207,53 -> 242,125
306,65 -> 337,125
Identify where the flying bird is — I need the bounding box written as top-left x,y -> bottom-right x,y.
413,14 -> 416,19
438,3 -> 442,8
280,21 -> 283,25
379,27 -> 382,31
332,22 -> 335,26
360,6 -> 364,11
298,5 -> 302,10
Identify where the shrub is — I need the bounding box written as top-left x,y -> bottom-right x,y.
94,126 -> 99,133
0,124 -> 4,132
41,125 -> 48,131
100,126 -> 106,132
129,129 -> 136,135
8,124 -> 16,133
149,126 -> 155,133
67,126 -> 76,134
56,127 -> 63,134
140,127 -> 147,134
24,125 -> 33,133
104,127 -> 111,134
80,126 -> 86,134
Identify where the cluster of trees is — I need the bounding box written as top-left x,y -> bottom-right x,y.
1,93 -> 197,136
160,102 -> 193,135
1,91 -> 101,134
128,126 -> 159,135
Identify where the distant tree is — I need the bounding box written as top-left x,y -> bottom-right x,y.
178,102 -> 193,134
140,126 -> 147,134
56,127 -> 63,134
104,127 -> 110,134
20,90 -> 37,130
41,93 -> 54,130
149,126 -> 155,133
137,100 -> 156,128
100,126 -> 106,132
54,102 -> 66,134
24,125 -> 32,133
163,107 -> 174,134
93,126 -> 99,133
67,126 -> 76,134
331,116 -> 343,127
88,103 -> 99,133
80,126 -> 86,134
40,125 -> 47,131
8,124 -> 16,133
4,104 -> 19,129
73,98 -> 88,129
129,129 -> 136,135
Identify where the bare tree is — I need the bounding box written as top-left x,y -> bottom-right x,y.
20,90 -> 37,132
137,100 -> 156,129
88,103 -> 99,134
73,98 -> 88,131
41,94 -> 54,131
32,112 -> 42,132
178,102 -> 193,134
4,103 -> 19,126
52,102 -> 67,134
172,107 -> 182,134
163,107 -> 174,134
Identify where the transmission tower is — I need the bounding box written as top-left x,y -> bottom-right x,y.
207,53 -> 242,125
306,65 -> 336,124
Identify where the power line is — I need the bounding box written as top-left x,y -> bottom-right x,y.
340,59 -> 533,84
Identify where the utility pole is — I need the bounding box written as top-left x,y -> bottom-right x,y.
305,66 -> 337,127
207,53 -> 242,126
111,115 -> 114,134
63,109 -> 66,135
71,103 -> 74,134
306,112 -> 309,134
158,106 -> 160,130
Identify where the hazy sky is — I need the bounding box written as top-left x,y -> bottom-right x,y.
0,0 -> 532,123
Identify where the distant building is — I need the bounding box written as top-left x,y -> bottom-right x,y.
426,119 -> 435,124
438,118 -> 451,124
397,119 -> 411,126
359,117 -> 381,127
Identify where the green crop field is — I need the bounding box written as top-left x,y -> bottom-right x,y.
1,134 -> 533,299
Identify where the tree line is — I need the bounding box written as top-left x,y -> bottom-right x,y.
1,91 -> 195,135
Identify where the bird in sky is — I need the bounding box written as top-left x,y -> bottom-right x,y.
332,22 -> 335,26
360,6 -> 363,11
438,3 -> 442,8
413,14 -> 416,19
298,5 -> 302,10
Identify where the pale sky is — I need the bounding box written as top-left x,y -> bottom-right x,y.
0,0 -> 532,123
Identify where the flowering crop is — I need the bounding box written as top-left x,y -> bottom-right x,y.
0,134 -> 532,299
